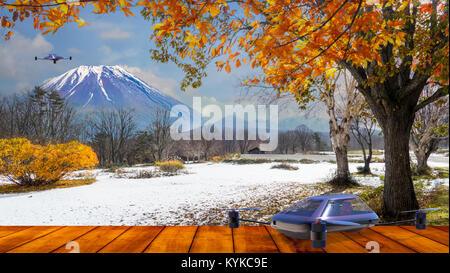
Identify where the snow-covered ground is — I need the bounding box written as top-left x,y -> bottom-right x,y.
0,157 -> 448,225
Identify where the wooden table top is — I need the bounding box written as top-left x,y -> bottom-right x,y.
0,225 -> 448,253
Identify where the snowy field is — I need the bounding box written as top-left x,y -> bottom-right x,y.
0,157 -> 448,225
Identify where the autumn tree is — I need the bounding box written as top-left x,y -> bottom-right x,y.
2,0 -> 449,217
410,85 -> 449,174
140,0 -> 449,218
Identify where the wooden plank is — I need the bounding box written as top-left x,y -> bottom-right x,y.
323,232 -> 368,253
343,228 -> 416,253
0,226 -> 61,253
0,226 -> 30,239
0,226 -> 447,253
144,226 -> 197,253
370,226 -> 449,253
189,226 -> 233,253
233,226 -> 279,253
52,226 -> 130,253
400,226 -> 449,246
433,226 -> 449,232
99,226 -> 164,253
8,226 -> 96,253
265,226 -> 324,253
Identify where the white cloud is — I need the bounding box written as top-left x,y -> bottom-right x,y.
100,30 -> 132,40
99,45 -> 120,63
91,22 -> 132,40
0,33 -> 53,79
68,47 -> 83,55
100,46 -> 139,64
101,45 -> 113,55
0,32 -> 58,94
119,65 -> 182,100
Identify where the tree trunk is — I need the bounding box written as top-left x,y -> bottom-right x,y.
363,158 -> 371,173
363,143 -> 372,174
333,146 -> 350,185
415,149 -> 430,175
413,138 -> 440,175
382,115 -> 419,219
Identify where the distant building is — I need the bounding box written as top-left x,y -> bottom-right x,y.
248,147 -> 265,154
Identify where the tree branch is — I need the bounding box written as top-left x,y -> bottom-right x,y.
414,87 -> 448,112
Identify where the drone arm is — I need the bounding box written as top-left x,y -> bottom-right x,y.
238,218 -> 271,225
375,219 -> 415,226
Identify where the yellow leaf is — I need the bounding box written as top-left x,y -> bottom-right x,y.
216,61 -> 225,70
209,6 -> 220,17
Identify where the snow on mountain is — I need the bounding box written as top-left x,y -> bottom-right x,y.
41,65 -> 186,126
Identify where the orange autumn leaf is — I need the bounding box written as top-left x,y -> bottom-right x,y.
225,61 -> 231,73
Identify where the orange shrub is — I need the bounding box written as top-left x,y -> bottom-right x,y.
0,138 -> 98,186
212,155 -> 223,162
154,160 -> 185,173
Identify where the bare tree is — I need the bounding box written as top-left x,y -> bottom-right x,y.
223,139 -> 237,154
318,70 -> 361,186
147,108 -> 173,161
295,125 -> 314,152
87,108 -> 136,165
276,131 -> 291,154
351,101 -> 377,174
0,87 -> 81,143
236,129 -> 251,154
200,138 -> 216,160
410,85 -> 449,174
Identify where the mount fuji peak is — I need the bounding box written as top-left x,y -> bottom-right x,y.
41,65 -> 185,125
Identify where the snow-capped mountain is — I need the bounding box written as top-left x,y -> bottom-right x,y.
41,65 -> 185,126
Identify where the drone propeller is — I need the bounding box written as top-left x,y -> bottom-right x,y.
400,208 -> 440,213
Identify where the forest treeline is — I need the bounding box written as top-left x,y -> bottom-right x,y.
0,87 -> 329,166
0,87 -> 438,168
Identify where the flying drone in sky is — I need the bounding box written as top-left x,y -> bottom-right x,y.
226,194 -> 439,248
35,53 -> 72,64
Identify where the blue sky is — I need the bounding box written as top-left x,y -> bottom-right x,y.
0,6 -> 253,104
0,6 -> 329,131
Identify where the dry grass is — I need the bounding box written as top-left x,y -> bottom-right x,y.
0,178 -> 96,194
299,158 -> 318,164
271,163 -> 299,170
